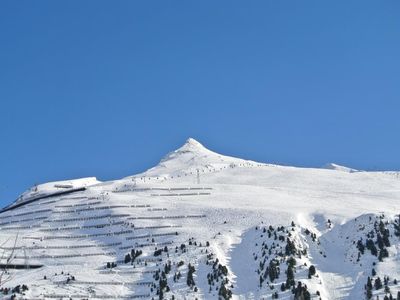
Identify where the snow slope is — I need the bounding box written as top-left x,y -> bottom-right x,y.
0,138 -> 399,300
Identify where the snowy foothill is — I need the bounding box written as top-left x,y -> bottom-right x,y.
0,138 -> 399,299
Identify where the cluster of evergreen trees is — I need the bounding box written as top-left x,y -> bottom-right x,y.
255,222 -> 322,299
0,284 -> 28,297
106,261 -> 117,268
365,274 -> 399,300
153,268 -> 169,300
293,281 -> 311,300
283,257 -> 296,290
151,261 -> 174,300
124,248 -> 143,264
304,228 -> 317,242
205,257 -> 232,299
357,218 -> 392,263
154,246 -> 168,257
149,238 -> 210,299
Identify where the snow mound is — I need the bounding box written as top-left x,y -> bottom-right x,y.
17,177 -> 100,203
322,163 -> 358,173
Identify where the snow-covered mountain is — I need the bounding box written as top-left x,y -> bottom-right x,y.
0,138 -> 399,300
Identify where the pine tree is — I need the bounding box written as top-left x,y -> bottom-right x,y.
268,260 -> 280,282
218,282 -> 232,300
394,215 -> 400,237
280,282 -> 286,291
366,239 -> 378,256
286,266 -> 295,287
285,238 -> 297,256
124,253 -> 131,264
367,277 -> 373,290
366,286 -> 373,299
377,234 -> 384,250
308,265 -> 316,278
186,264 -> 196,287
375,277 -> 383,290
357,239 -> 365,254
379,248 -> 389,261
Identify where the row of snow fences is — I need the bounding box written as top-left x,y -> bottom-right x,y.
40,221 -> 125,231
44,213 -> 205,223
25,196 -> 92,207
133,225 -> 181,230
43,213 -> 130,223
25,228 -> 179,240
59,196 -> 89,200
1,240 -> 172,252
100,269 -> 157,274
0,216 -> 47,226
0,242 -> 123,251
1,198 -> 125,223
127,214 -> 206,220
2,222 -> 180,238
1,221 -> 123,231
0,212 -> 201,231
0,224 -> 42,230
55,200 -> 102,208
1,241 -> 172,253
150,192 -> 211,197
14,251 -> 116,259
112,186 -> 213,193
64,281 -> 153,286
1,213 -> 202,228
115,258 -> 162,264
23,230 -> 133,240
26,199 -> 57,207
53,204 -> 151,214
119,241 -> 173,250
40,223 -> 179,232
0,263 -> 43,269
0,208 -> 52,220
125,232 -> 178,240
43,293 -> 150,298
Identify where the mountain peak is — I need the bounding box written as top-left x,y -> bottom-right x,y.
159,137 -> 214,165
178,137 -> 207,152
140,138 -> 248,177
185,137 -> 203,146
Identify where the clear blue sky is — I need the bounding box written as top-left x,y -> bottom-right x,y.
0,1 -> 399,206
